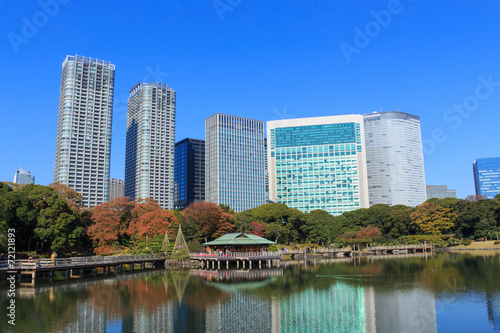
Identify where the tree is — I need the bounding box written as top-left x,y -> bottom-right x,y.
301,210 -> 334,245
466,195 -> 487,202
183,202 -> 235,242
356,225 -> 380,241
89,197 -> 135,253
128,209 -> 178,239
410,202 -> 458,235
23,184 -> 84,253
249,221 -> 266,237
49,182 -> 83,211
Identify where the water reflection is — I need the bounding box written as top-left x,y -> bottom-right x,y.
1,252 -> 499,332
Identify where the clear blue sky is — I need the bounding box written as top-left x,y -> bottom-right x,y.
1,0 -> 499,199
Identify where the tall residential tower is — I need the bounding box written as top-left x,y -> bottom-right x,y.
267,115 -> 369,215
363,111 -> 426,207
205,114 -> 266,212
125,82 -> 176,209
54,55 -> 115,207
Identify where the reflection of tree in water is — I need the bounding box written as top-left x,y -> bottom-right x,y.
0,288 -> 87,333
182,275 -> 230,310
88,274 -> 177,318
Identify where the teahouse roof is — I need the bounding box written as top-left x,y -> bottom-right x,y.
203,233 -> 276,247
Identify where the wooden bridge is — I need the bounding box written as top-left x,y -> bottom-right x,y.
283,243 -> 433,259
0,254 -> 165,281
189,251 -> 282,270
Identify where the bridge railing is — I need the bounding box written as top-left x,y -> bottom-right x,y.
190,251 -> 283,259
365,244 -> 432,251
0,254 -> 166,271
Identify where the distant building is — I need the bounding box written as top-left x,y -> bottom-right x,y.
174,138 -> 205,210
13,166 -> 35,185
426,185 -> 457,199
109,178 -> 124,201
205,114 -> 266,212
364,111 -> 426,207
54,55 -> 115,207
267,115 -> 369,215
473,157 -> 500,199
125,82 -> 176,209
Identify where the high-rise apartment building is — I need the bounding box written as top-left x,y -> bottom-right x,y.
13,166 -> 35,185
54,55 -> 115,207
473,157 -> 500,199
174,138 -> 205,210
363,111 -> 426,207
426,185 -> 457,199
205,114 -> 266,212
267,115 -> 369,215
125,82 -> 176,209
109,178 -> 125,201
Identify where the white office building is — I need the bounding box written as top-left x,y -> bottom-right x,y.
125,82 -> 176,209
363,111 -> 426,207
205,114 -> 266,212
267,115 -> 369,215
54,55 -> 115,207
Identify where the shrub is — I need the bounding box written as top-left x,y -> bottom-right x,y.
494,241 -> 500,245
463,239 -> 472,246
269,244 -> 278,252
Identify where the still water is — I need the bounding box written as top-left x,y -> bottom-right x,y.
1,252 -> 499,333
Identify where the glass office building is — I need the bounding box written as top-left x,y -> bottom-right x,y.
205,114 -> 266,212
364,111 -> 426,207
13,166 -> 35,185
473,157 -> 500,199
267,115 -> 369,215
174,138 -> 205,210
426,185 -> 457,199
125,82 -> 176,209
54,55 -> 115,207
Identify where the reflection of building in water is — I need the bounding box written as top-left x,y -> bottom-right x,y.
279,283 -> 372,332
371,289 -> 437,333
61,301 -> 107,333
487,292 -> 500,332
206,292 -> 275,333
132,305 -> 175,332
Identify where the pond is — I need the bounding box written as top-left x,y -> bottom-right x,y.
1,251 -> 499,332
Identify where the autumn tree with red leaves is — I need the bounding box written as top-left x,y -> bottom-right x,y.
183,202 -> 235,242
88,197 -> 135,254
128,208 -> 178,239
249,221 -> 266,237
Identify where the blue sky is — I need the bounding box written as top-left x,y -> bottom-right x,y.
1,0 -> 499,199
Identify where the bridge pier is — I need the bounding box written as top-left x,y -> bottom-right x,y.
259,260 -> 261,269
243,261 -> 245,269
249,261 -> 252,270
218,261 -> 220,270
226,261 -> 229,269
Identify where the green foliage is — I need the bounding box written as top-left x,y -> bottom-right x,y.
269,244 -> 278,251
463,239 -> 472,246
187,239 -> 204,252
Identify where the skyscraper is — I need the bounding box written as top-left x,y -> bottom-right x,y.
109,178 -> 125,201
54,55 -> 115,207
125,82 -> 176,209
205,114 -> 266,212
174,138 -> 205,210
267,115 -> 369,215
363,111 -> 426,207
473,157 -> 500,199
13,166 -> 35,185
